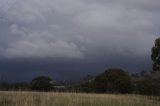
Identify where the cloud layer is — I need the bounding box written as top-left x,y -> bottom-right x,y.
0,0 -> 160,81
0,0 -> 159,63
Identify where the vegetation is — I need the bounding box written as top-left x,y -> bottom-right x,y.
81,69 -> 160,95
0,91 -> 159,106
31,76 -> 54,91
0,82 -> 30,91
152,38 -> 160,71
0,69 -> 160,95
135,76 -> 160,95
94,69 -> 132,93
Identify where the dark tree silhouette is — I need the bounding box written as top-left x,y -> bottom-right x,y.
151,38 -> 160,71
91,69 -> 132,93
31,76 -> 54,91
136,76 -> 160,95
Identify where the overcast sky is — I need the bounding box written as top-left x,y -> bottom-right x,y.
0,0 -> 159,81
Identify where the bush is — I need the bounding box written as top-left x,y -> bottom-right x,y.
136,76 -> 160,95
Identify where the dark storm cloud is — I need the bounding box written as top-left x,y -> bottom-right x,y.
0,0 -> 159,81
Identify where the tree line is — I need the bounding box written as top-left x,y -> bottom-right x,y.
0,68 -> 160,95
0,38 -> 160,95
80,68 -> 160,95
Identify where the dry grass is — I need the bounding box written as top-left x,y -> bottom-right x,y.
0,91 -> 159,106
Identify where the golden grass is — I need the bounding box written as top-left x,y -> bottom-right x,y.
0,91 -> 159,106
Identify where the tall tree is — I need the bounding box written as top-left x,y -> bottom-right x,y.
151,38 -> 160,71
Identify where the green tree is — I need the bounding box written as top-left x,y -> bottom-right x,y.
151,38 -> 160,71
93,69 -> 132,93
31,76 -> 54,91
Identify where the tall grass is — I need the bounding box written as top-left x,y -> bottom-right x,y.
0,91 -> 159,106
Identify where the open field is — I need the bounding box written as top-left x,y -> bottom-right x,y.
0,91 -> 160,106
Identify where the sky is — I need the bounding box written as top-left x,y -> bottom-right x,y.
0,0 -> 160,82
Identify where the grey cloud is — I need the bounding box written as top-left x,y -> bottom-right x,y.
0,0 -> 160,81
0,0 -> 159,65
2,24 -> 83,58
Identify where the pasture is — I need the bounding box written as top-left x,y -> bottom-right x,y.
0,91 -> 159,106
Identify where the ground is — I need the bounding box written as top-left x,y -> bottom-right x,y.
0,91 -> 159,106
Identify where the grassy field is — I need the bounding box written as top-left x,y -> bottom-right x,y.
0,91 -> 159,106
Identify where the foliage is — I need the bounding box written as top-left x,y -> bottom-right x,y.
0,82 -> 30,91
0,82 -> 11,91
151,38 -> 160,71
95,69 -> 132,93
13,82 -> 30,90
81,69 -> 132,93
135,76 -> 160,95
30,76 -> 54,91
